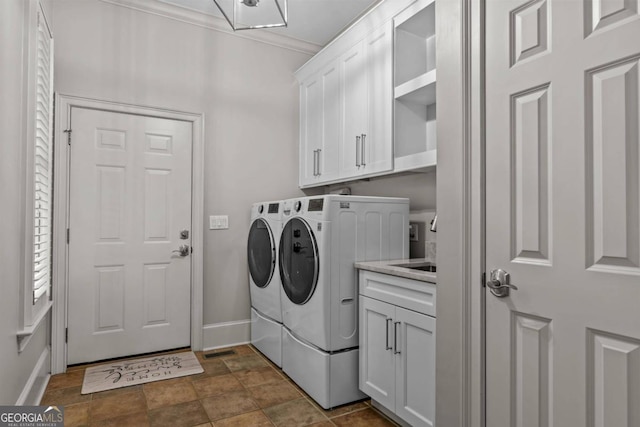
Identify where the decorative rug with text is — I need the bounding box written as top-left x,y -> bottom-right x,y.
81,351 -> 203,394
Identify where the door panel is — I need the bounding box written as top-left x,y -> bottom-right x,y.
364,21 -> 394,175
341,41 -> 367,177
485,1 -> 640,425
395,307 -> 435,427
300,75 -> 321,186
359,296 -> 395,410
68,107 -> 192,364
320,61 -> 341,182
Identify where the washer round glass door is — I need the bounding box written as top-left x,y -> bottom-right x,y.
247,218 -> 276,288
279,217 -> 319,305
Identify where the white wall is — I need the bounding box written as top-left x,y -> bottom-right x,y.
0,0 -> 51,405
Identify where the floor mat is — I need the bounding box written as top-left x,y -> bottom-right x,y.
81,351 -> 203,394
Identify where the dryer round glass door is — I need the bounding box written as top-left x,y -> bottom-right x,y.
279,217 -> 319,305
247,218 -> 276,288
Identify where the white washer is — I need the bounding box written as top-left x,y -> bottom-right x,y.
248,200 -> 283,366
279,195 -> 410,408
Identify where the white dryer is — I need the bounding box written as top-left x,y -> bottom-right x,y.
248,200 -> 283,366
278,195 -> 409,408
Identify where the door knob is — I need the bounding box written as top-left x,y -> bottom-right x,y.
172,244 -> 190,257
486,269 -> 518,298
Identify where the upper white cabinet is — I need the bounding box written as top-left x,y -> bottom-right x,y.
296,0 -> 414,188
340,23 -> 394,180
394,0 -> 437,172
299,60 -> 341,187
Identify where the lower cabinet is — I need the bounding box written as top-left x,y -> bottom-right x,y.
358,271 -> 436,427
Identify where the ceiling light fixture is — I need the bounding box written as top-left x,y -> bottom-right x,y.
212,0 -> 288,31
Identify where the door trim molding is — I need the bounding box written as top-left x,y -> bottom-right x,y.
51,94 -> 205,373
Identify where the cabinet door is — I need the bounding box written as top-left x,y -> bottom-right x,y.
395,307 -> 435,427
363,21 -> 393,175
318,61 -> 341,183
359,296 -> 396,411
299,73 -> 322,187
340,41 -> 367,178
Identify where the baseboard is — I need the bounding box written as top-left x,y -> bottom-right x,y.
16,346 -> 51,406
202,319 -> 250,352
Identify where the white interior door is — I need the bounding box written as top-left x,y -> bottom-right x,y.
67,107 -> 193,365
486,1 -> 640,425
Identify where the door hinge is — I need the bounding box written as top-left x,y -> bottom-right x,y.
65,328 -> 68,343
63,129 -> 72,145
66,228 -> 70,244
481,272 -> 486,288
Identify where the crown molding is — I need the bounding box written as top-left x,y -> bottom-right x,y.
98,0 -> 322,55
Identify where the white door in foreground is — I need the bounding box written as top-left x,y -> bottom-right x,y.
486,0 -> 640,425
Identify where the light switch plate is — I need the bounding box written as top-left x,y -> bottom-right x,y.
209,215 -> 229,230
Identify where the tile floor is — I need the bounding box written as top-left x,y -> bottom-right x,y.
41,345 -> 398,427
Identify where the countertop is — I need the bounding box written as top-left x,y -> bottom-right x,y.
354,258 -> 436,283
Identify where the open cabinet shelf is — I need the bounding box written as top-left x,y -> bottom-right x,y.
393,0 -> 437,172
395,69 -> 436,105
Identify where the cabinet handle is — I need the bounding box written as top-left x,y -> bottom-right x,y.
394,321 -> 401,354
316,149 -> 321,176
385,318 -> 393,350
361,134 -> 366,166
355,136 -> 361,167
313,150 -> 318,176
312,150 -> 316,176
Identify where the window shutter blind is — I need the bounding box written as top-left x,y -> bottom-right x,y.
32,11 -> 53,304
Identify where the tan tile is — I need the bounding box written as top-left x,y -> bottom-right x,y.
62,402 -> 90,427
90,384 -> 143,401
190,359 -> 231,380
90,389 -> 147,421
213,410 -> 273,427
194,424 -> 213,427
192,374 -> 244,398
91,411 -> 150,427
306,422 -> 336,427
143,377 -> 198,409
331,408 -> 396,427
228,345 -> 257,357
247,380 -> 301,408
47,369 -> 85,390
200,390 -> 258,421
224,354 -> 268,372
233,366 -> 283,388
263,398 -> 328,427
40,386 -> 91,406
148,400 -> 209,427
284,378 -> 307,396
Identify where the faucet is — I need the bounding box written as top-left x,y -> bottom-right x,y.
430,214 -> 437,232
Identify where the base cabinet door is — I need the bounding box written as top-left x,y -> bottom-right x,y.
395,307 -> 436,427
359,296 -> 396,410
359,270 -> 436,427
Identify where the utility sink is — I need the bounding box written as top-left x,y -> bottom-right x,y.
391,262 -> 437,273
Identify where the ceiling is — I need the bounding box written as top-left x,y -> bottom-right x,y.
156,0 -> 381,46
